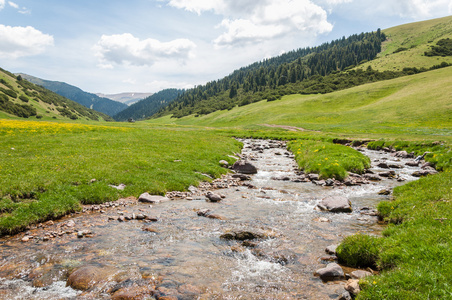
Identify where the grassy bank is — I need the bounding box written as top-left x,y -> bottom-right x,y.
0,119 -> 241,234
337,140 -> 452,299
287,140 -> 370,180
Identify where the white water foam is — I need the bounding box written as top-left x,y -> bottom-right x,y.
0,278 -> 81,300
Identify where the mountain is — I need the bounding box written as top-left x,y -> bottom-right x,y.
155,30 -> 386,118
113,89 -> 183,121
152,16 -> 452,120
95,92 -> 153,106
18,74 -> 128,117
148,65 -> 452,138
0,68 -> 112,121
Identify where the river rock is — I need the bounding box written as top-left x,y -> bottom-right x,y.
206,192 -> 222,202
325,244 -> 338,255
317,196 -> 352,213
219,160 -> 229,167
308,173 -> 320,181
178,284 -> 202,296
345,279 -> 361,295
412,169 -> 437,177
339,291 -> 352,300
314,263 -> 345,281
232,160 -> 258,174
325,179 -> 335,186
232,174 -> 251,181
65,220 -> 76,228
377,162 -> 389,169
394,150 -> 409,158
350,270 -> 372,279
220,231 -> 264,241
364,174 -> 382,181
378,189 -> 391,195
67,265 -> 117,291
111,285 -> 155,300
138,193 -> 170,204
405,161 -> 419,167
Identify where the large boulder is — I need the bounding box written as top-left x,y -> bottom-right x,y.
317,196 -> 352,213
67,265 -> 117,291
220,231 -> 265,241
138,193 -> 170,204
232,160 -> 257,174
314,263 -> 345,281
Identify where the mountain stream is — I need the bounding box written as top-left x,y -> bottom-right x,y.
0,139 -> 425,299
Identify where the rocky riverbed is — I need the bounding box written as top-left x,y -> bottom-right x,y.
0,139 -> 429,299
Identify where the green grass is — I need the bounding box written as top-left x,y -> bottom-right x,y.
287,140 -> 370,180
147,66 -> 452,142
353,170 -> 452,299
0,120 -> 241,234
362,15 -> 452,72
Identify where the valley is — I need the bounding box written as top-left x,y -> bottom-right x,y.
0,14 -> 451,300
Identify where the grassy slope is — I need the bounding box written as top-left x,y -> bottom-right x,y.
0,120 -> 241,234
363,15 -> 452,71
0,69 -> 111,121
148,66 -> 452,142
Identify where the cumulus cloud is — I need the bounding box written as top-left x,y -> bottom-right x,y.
8,1 -> 18,9
168,0 -> 333,47
94,33 -> 196,67
388,0 -> 451,18
0,25 -> 54,58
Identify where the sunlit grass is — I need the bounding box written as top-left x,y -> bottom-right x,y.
0,120 -> 242,234
287,140 -> 370,180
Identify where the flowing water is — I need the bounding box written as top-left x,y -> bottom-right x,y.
0,139 -> 425,299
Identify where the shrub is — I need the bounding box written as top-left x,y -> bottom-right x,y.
19,95 -> 29,102
336,234 -> 382,268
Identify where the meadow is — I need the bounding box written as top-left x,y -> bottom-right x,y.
0,119 -> 241,234
0,66 -> 451,299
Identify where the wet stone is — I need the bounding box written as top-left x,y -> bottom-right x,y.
350,270 -> 372,279
232,160 -> 258,174
325,244 -> 338,255
315,263 -> 345,281
345,279 -> 360,295
220,231 -> 264,241
317,196 -> 352,213
378,189 -> 391,195
67,265 -> 118,291
138,193 -> 171,204
206,192 -> 222,202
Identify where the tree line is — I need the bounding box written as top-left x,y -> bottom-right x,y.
155,29 -> 386,118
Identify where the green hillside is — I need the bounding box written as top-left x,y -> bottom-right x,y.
0,68 -> 112,121
148,66 -> 452,141
18,73 -> 128,117
363,15 -> 452,71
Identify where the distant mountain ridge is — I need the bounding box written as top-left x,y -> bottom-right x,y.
113,89 -> 183,121
95,92 -> 153,106
0,68 -> 112,121
18,74 -> 128,117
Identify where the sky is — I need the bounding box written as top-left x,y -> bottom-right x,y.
0,0 -> 451,94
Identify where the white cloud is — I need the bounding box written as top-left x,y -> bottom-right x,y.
0,0 -> 5,10
145,79 -> 193,91
389,0 -> 451,18
8,1 -> 18,9
0,25 -> 54,58
168,0 -> 333,47
94,33 -> 196,67
320,0 -> 353,4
